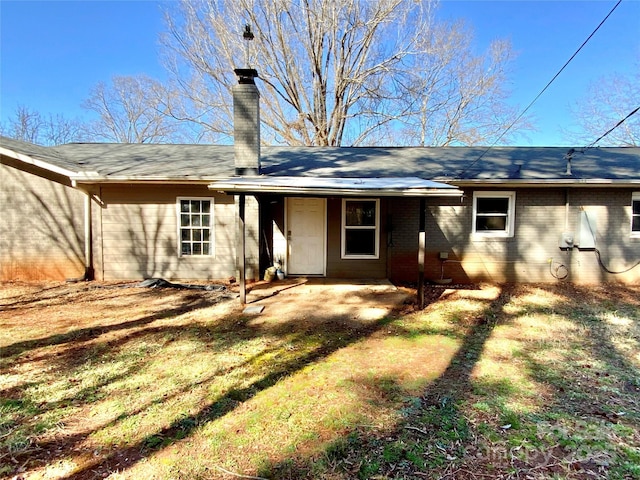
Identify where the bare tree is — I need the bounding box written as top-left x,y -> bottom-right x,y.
394,20 -> 526,146
43,114 -> 88,146
82,75 -> 187,143
0,105 -> 42,143
567,67 -> 640,147
161,0 -> 528,146
0,105 -> 86,146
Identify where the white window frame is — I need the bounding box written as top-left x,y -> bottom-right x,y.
472,191 -> 516,238
341,198 -> 380,259
177,197 -> 214,257
632,192 -> 640,238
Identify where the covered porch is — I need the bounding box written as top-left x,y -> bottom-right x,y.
209,176 -> 462,307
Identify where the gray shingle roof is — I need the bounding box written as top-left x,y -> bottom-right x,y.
260,146 -> 639,183
2,136 -> 638,184
0,135 -> 79,172
54,143 -> 236,179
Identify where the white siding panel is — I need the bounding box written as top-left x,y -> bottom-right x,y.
0,162 -> 86,280
98,185 -> 237,281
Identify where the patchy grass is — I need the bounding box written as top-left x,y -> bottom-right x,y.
0,281 -> 638,479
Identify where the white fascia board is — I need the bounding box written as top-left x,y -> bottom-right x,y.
0,146 -> 78,178
448,179 -> 640,188
208,176 -> 463,197
69,174 -> 219,185
69,172 -> 104,181
211,186 -> 462,197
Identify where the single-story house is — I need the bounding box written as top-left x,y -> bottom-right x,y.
2,69 -> 639,290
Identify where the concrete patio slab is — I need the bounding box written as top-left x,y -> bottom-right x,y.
244,278 -> 413,324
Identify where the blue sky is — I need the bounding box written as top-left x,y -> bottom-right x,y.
1,0 -> 638,146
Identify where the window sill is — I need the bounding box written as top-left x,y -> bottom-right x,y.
472,234 -> 514,241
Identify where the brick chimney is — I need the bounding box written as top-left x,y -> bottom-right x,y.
233,68 -> 260,176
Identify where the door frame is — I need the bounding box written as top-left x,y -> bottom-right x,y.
285,197 -> 327,276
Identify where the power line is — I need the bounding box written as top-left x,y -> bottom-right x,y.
455,0 -> 623,178
585,105 -> 640,148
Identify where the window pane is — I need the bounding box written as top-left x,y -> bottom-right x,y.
476,216 -> 507,231
633,201 -> 640,215
633,216 -> 640,232
345,230 -> 376,255
345,201 -> 376,226
179,199 -> 213,256
477,197 -> 509,214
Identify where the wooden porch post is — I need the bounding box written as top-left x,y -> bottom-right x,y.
418,197 -> 426,309
238,194 -> 246,304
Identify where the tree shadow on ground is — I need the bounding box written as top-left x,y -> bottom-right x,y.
0,281 -> 420,479
0,289 -> 229,360
263,284 -> 514,478
264,283 -> 640,479
53,299 -> 411,479
0,282 -> 79,306
5,283 -> 637,480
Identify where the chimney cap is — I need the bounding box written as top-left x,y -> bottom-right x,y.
243,25 -> 255,41
234,68 -> 259,84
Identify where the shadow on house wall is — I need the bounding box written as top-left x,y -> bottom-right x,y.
0,161 -> 86,281
96,184 -> 250,282
422,188 -> 640,284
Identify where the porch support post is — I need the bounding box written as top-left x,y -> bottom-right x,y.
417,198 -> 426,309
238,194 -> 246,304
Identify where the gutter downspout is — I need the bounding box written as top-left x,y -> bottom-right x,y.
565,188 -> 570,232
238,194 -> 246,304
69,182 -> 95,281
83,190 -> 94,280
417,198 -> 426,309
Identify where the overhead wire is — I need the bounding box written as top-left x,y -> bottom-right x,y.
584,210 -> 640,274
455,0 -> 623,178
584,105 -> 640,149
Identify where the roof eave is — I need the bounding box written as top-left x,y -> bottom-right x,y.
209,185 -> 463,197
0,146 -> 78,179
447,178 -> 640,188
207,183 -> 462,197
70,175 -> 224,185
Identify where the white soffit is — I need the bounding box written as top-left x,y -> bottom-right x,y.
209,176 -> 462,197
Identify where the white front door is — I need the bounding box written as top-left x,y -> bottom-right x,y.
287,197 -> 326,275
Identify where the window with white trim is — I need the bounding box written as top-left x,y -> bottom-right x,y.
473,191 -> 516,238
632,193 -> 640,237
177,198 -> 213,256
342,199 -> 380,258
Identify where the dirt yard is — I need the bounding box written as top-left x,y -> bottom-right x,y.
0,278 -> 413,480
1,279 -> 638,480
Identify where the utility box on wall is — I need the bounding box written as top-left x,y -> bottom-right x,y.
576,210 -> 597,250
559,232 -> 574,249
